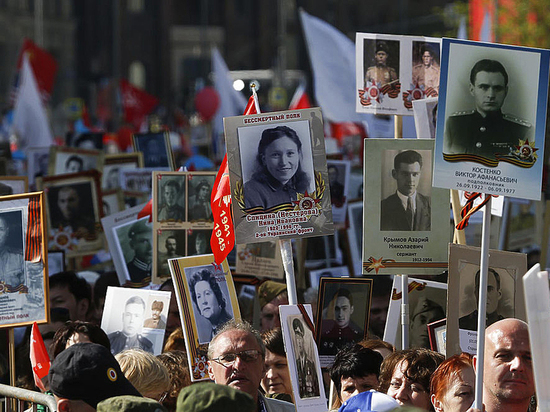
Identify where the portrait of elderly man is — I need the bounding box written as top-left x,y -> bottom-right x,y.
380,150 -> 431,231
444,59 -> 532,160
158,179 -> 185,222
0,212 -> 24,287
108,295 -> 153,355
412,44 -> 440,90
320,288 -> 362,355
459,267 -> 504,331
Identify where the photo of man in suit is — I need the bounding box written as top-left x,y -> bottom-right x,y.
380,150 -> 430,231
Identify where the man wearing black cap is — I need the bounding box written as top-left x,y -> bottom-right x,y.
108,296 -> 154,355
49,342 -> 141,411
365,41 -> 398,87
126,219 -> 152,282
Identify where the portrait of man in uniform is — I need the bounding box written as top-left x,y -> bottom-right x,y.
412,43 -> 440,90
292,317 -> 321,399
364,40 -> 399,88
0,211 -> 24,287
158,179 -> 185,222
108,295 -> 153,355
143,300 -> 167,329
124,219 -> 152,283
380,150 -> 431,231
443,59 -> 532,160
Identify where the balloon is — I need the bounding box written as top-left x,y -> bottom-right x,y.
194,87 -> 220,122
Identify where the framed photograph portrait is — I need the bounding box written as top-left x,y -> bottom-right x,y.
168,255 -> 240,381
0,192 -> 48,329
153,228 -> 186,284
356,33 -> 441,115
0,176 -> 28,195
225,108 -> 334,244
413,96 -> 438,139
327,159 -> 351,223
102,153 -> 144,190
446,244 -> 527,356
69,132 -> 104,150
153,172 -> 186,227
48,146 -> 104,176
133,131 -> 175,170
308,266 -> 349,290
101,203 -> 151,286
384,276 -> 447,351
187,172 -> 215,224
101,286 -> 171,356
101,189 -> 125,217
123,190 -> 150,209
315,277 -> 372,367
47,250 -> 65,276
346,201 -> 363,276
279,305 -> 327,410
235,241 -> 285,280
120,168 -> 155,193
362,139 -> 449,275
27,147 -> 50,188
187,229 -> 212,256
433,38 -> 550,200
39,171 -> 104,257
427,318 -> 447,355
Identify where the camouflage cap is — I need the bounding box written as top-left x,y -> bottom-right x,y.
258,280 -> 287,309
128,219 -> 150,239
176,382 -> 254,412
97,396 -> 167,412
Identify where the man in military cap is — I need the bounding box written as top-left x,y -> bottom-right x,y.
258,280 -> 288,332
412,45 -> 440,89
0,214 -> 24,287
321,288 -> 362,355
126,219 -> 152,282
293,317 -> 320,399
409,296 -> 445,348
459,267 -> 504,331
108,295 -> 154,355
144,300 -> 166,329
365,41 -> 398,87
444,59 -> 532,160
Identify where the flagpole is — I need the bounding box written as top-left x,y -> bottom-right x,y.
9,328 -> 15,386
473,195 -> 491,410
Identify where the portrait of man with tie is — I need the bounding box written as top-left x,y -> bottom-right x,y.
380,150 -> 431,231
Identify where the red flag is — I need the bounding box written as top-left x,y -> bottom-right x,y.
17,38 -> 57,98
138,199 -> 153,223
289,83 -> 312,110
210,90 -> 259,264
30,322 -> 50,391
120,79 -> 159,129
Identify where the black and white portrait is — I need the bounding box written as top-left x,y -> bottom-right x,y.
156,229 -> 185,279
347,201 -> 363,276
411,41 -> 440,91
288,315 -> 321,399
134,132 -> 172,169
187,229 -> 212,256
380,149 -> 432,231
27,147 -> 50,186
47,250 -> 65,276
308,266 -> 349,291
121,169 -> 154,193
238,120 -> 315,212
184,265 -> 233,344
113,217 -> 153,283
0,210 -> 25,287
72,133 -> 104,150
157,176 -> 186,222
51,148 -> 102,175
102,191 -> 123,217
0,178 -> 27,195
187,175 -> 214,222
327,160 -> 350,223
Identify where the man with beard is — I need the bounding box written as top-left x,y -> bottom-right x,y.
158,235 -> 178,277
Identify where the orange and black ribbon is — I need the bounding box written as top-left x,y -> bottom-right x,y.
25,196 -> 41,263
297,304 -> 316,343
456,192 -> 497,230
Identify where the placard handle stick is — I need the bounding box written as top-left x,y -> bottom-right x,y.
473,195 -> 492,410
523,264 -> 550,412
9,327 -> 15,386
450,190 -> 466,245
497,197 -> 510,250
280,238 -> 298,305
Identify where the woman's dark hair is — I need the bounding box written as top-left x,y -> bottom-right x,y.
261,327 -> 285,357
253,125 -> 310,191
189,269 -> 226,311
378,348 -> 444,395
50,320 -> 111,359
195,180 -> 211,194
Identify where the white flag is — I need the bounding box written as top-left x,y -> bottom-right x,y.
212,48 -> 247,137
13,54 -> 53,149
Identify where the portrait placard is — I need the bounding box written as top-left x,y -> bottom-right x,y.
153,172 -> 187,228
120,168 -> 155,193
363,139 -> 449,275
433,38 -> 550,200
0,192 -> 48,328
69,132 -> 104,150
168,255 -> 240,381
101,189 -> 125,217
384,276 -> 447,350
133,131 -> 175,170
224,108 -> 334,244
412,96 -> 438,139
101,286 -> 171,356
102,153 -> 144,190
27,147 -> 50,188
315,277 -> 372,367
48,146 -> 104,176
327,159 -> 351,223
0,176 -> 29,195
280,305 -> 327,411
309,266 -> 349,290
39,171 -> 104,257
186,172 -> 215,225
346,201 -> 363,276
427,318 -> 447,355
101,203 -> 151,286
47,250 -> 65,276
356,33 -> 441,116
235,241 -> 285,280
446,244 -> 527,356
504,198 -> 540,250
153,228 -> 186,284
